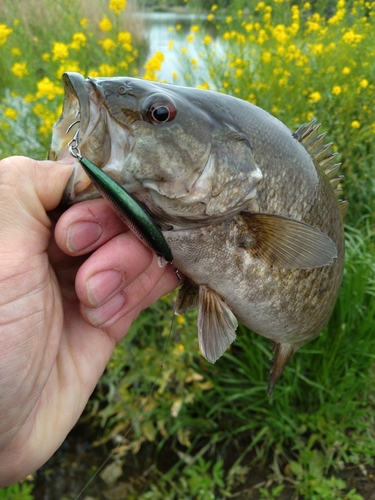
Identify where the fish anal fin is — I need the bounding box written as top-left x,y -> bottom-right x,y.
239,212 -> 337,269
268,342 -> 300,396
198,285 -> 238,364
175,278 -> 199,314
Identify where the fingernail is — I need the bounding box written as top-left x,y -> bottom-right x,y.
84,293 -> 126,327
86,270 -> 124,307
66,221 -> 103,252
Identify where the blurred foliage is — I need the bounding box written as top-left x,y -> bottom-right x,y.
0,0 -> 374,498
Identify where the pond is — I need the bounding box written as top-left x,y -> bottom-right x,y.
136,11 -> 220,83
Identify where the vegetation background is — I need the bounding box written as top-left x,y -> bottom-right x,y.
0,0 -> 374,498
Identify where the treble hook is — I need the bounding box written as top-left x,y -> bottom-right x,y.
65,120 -> 80,135
68,128 -> 82,159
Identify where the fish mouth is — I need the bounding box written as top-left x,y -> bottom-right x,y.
49,72 -> 114,204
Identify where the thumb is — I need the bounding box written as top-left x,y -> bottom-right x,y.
0,156 -> 73,226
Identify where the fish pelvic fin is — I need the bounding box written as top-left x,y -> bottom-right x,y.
293,120 -> 348,211
198,285 -> 238,364
175,278 -> 199,314
239,212 -> 337,269
268,342 -> 300,396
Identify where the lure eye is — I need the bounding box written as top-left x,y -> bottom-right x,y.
148,103 -> 176,124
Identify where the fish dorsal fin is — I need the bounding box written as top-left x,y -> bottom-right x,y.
293,121 -> 347,208
198,285 -> 237,364
338,199 -> 349,216
175,278 -> 199,314
239,212 -> 337,269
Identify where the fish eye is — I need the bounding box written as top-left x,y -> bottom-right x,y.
148,103 -> 176,124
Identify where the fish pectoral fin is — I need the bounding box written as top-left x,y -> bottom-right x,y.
268,342 -> 300,396
198,285 -> 238,364
240,212 -> 337,269
175,278 -> 199,314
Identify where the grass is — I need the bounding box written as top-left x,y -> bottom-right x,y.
0,0 -> 375,498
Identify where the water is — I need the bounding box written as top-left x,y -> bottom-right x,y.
136,11 -> 217,83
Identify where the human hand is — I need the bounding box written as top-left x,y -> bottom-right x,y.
0,156 -> 178,486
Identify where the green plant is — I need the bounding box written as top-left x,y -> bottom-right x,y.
0,483 -> 34,500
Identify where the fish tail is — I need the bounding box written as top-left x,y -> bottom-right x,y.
267,342 -> 300,396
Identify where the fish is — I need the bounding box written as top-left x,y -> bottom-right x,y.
49,72 -> 347,394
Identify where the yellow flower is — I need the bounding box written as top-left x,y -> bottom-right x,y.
70,32 -> 87,50
168,40 -> 174,50
332,85 -> 342,95
191,24 -> 199,32
303,1 -> 311,7
42,52 -> 50,61
99,17 -> 113,32
309,91 -> 322,102
342,29 -> 363,45
261,50 -> 272,63
226,16 -> 233,23
197,82 -> 210,90
4,108 -> 18,120
181,47 -> 188,54
80,18 -> 88,27
351,120 -> 360,128
35,77 -> 64,100
143,51 -> 164,80
176,24 -> 182,31
11,62 -> 28,79
11,47 -> 21,56
235,68 -> 244,78
171,70 -> 178,79
359,79 -> 369,88
187,34 -> 194,43
0,24 -> 13,46
52,42 -> 69,61
207,13 -> 214,21
342,66 -> 351,74
203,35 -> 212,44
211,4 -> 218,11
176,315 -> 185,325
98,63 -> 117,76
109,0 -> 126,15
99,38 -> 116,54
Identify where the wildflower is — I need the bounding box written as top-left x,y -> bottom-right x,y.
70,32 -> 87,50
98,64 -> 117,76
35,77 -> 64,100
181,47 -> 188,54
80,18 -> 88,27
187,34 -> 194,43
303,1 -> 311,7
342,29 -> 363,45
235,68 -> 244,78
42,52 -> 50,61
99,17 -> 113,32
168,40 -> 174,50
261,50 -> 272,63
118,31 -> 132,50
197,82 -> 210,90
207,13 -> 214,21
176,24 -> 182,31
203,35 -> 212,44
351,120 -> 360,128
52,42 -> 69,61
171,70 -> 178,79
226,16 -> 233,24
332,85 -> 342,95
4,108 -> 18,120
191,25 -> 199,32
342,66 -> 351,74
109,0 -> 126,15
99,38 -> 116,54
0,24 -> 13,46
211,4 -> 218,11
359,79 -> 369,89
11,62 -> 28,79
309,91 -> 322,102
143,51 -> 164,80
176,315 -> 185,325
11,47 -> 21,56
